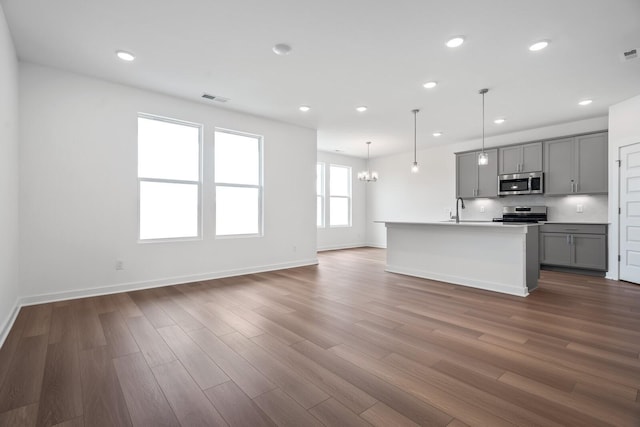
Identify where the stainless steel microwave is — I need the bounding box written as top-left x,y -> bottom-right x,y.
498,172 -> 543,196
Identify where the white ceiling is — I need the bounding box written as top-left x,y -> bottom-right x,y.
2,0 -> 639,158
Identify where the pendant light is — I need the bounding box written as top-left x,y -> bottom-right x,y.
411,109 -> 420,173
358,141 -> 378,182
478,88 -> 489,166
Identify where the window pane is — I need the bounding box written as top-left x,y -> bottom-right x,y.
316,163 -> 323,195
330,166 -> 350,196
138,117 -> 200,181
215,131 -> 260,185
317,195 -> 323,227
330,197 -> 349,226
140,181 -> 198,239
216,186 -> 260,236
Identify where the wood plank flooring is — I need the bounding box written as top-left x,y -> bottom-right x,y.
1,247 -> 640,426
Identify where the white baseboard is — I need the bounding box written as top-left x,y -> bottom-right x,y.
317,243 -> 368,252
385,265 -> 529,297
0,257 -> 318,348
365,242 -> 387,249
0,299 -> 21,349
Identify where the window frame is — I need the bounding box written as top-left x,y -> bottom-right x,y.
214,127 -> 264,238
317,162 -> 325,228
137,113 -> 203,243
329,164 -> 352,228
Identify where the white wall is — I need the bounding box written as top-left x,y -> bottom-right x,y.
19,63 -> 317,302
317,151 -> 367,250
607,93 -> 640,280
0,6 -> 20,345
366,116 -> 609,247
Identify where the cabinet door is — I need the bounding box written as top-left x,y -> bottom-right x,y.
521,142 -> 543,173
575,132 -> 608,194
477,149 -> 498,197
499,145 -> 522,174
544,137 -> 574,195
572,234 -> 607,270
456,152 -> 478,198
540,233 -> 571,266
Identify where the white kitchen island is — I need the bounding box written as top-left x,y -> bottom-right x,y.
381,221 -> 539,297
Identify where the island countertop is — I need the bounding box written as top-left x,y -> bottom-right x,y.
376,220 -> 539,228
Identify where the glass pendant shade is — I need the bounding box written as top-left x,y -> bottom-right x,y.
411,161 -> 419,173
478,152 -> 489,165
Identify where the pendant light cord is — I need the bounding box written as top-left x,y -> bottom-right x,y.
479,88 -> 488,153
482,91 -> 485,152
413,110 -> 417,162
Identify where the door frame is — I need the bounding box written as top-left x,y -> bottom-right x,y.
616,141 -> 640,283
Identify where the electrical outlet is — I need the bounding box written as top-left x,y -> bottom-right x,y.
115,260 -> 124,270
480,206 -> 485,213
576,204 -> 584,213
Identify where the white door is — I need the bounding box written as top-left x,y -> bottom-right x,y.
619,143 -> 640,284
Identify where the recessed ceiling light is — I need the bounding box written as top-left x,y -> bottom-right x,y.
272,43 -> 292,56
433,132 -> 443,137
116,50 -> 135,61
578,99 -> 593,106
356,106 -> 368,112
299,105 -> 311,112
423,81 -> 438,89
529,40 -> 549,51
446,36 -> 465,48
494,118 -> 506,124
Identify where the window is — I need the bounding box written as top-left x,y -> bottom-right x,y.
317,163 -> 325,228
215,129 -> 263,236
138,115 -> 201,241
329,164 -> 351,227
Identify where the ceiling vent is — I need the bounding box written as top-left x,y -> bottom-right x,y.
621,48 -> 638,62
201,93 -> 229,102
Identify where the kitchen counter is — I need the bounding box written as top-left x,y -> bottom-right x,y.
381,221 -> 539,297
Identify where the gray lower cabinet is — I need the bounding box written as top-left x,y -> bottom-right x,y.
456,149 -> 498,198
539,223 -> 607,271
544,132 -> 608,195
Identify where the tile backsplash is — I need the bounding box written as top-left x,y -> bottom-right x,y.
462,194 -> 608,223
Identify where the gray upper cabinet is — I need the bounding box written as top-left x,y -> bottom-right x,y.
544,132 -> 608,195
499,142 -> 542,174
575,133 -> 608,194
456,149 -> 498,198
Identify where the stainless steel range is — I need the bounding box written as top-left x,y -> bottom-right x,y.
493,206 -> 548,223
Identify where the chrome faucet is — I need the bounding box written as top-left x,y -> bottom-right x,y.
453,197 -> 465,223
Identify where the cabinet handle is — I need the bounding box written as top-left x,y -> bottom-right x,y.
566,235 -> 571,245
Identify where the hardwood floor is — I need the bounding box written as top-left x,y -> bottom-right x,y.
1,247 -> 639,426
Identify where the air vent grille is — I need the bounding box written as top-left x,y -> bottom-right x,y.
622,48 -> 638,61
201,93 -> 229,102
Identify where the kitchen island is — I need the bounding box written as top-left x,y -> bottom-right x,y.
381,221 -> 539,297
